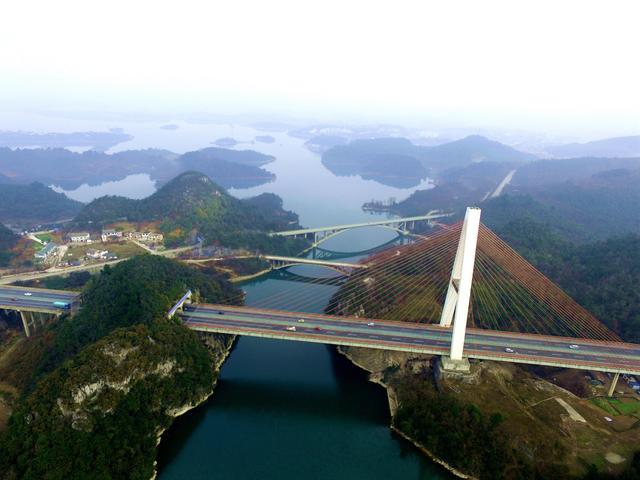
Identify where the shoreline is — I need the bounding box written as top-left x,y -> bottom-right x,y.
150,334 -> 236,480
230,268 -> 272,283
336,347 -> 476,480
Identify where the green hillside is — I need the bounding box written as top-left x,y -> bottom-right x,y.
0,223 -> 19,266
74,171 -> 306,253
0,255 -> 239,480
0,182 -> 83,224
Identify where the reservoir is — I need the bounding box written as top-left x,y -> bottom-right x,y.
156,131 -> 447,479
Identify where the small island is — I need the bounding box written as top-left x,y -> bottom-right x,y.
214,137 -> 238,147
254,135 -> 275,144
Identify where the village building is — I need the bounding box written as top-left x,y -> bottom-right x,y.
34,242 -> 59,261
101,229 -> 123,242
125,231 -> 164,243
67,232 -> 92,244
85,249 -> 109,260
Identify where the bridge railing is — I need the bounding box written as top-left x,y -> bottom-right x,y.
167,290 -> 192,319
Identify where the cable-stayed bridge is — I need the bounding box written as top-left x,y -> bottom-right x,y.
176,207 -> 640,390
3,208 -> 639,392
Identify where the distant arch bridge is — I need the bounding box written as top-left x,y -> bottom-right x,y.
269,212 -> 452,250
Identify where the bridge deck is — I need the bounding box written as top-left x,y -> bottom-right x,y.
0,285 -> 79,314
262,255 -> 368,269
182,304 -> 640,375
271,213 -> 451,236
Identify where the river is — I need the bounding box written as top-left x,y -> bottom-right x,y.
152,129 -> 447,479
157,252 -> 449,480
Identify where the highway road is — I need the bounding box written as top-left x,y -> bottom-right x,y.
182,304 -> 640,375
0,285 -> 79,313
0,245 -> 195,285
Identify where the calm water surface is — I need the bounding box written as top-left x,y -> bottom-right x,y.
157,261 -> 448,480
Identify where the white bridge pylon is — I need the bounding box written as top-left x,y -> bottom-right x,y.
439,207 -> 481,361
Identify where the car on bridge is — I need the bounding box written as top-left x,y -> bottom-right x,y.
569,344 -> 580,349
367,322 -> 375,327
504,347 -> 515,353
298,318 -> 305,323
285,326 -> 297,332
23,292 -> 32,296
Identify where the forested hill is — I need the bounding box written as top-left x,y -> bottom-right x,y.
0,255 -> 239,479
179,147 -> 274,167
394,159 -> 640,243
545,135 -> 640,158
0,182 -> 83,224
483,167 -> 640,243
74,171 -> 306,253
0,223 -> 19,266
480,215 -> 640,344
323,135 -> 535,174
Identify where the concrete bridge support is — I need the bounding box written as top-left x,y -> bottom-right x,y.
18,310 -> 55,337
607,372 -> 620,397
439,207 -> 482,367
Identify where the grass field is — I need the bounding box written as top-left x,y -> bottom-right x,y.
66,241 -> 146,260
591,397 -> 640,417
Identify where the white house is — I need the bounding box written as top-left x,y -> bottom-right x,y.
101,229 -> 123,242
34,242 -> 59,261
67,232 -> 92,244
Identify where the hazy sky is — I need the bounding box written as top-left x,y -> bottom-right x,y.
0,0 -> 638,134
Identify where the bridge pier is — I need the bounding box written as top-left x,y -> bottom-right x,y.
19,310 -> 33,337
607,372 -> 620,397
439,207 -> 482,368
18,310 -> 52,337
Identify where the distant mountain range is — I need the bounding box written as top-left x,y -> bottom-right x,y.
321,135 -> 536,187
509,156 -> 640,188
0,130 -> 133,151
0,146 -> 275,190
546,135 -> 640,158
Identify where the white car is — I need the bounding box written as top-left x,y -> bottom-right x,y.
367,322 -> 375,327
297,318 -> 305,323
285,326 -> 297,332
23,292 -> 32,296
504,347 -> 515,353
568,344 -> 580,350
